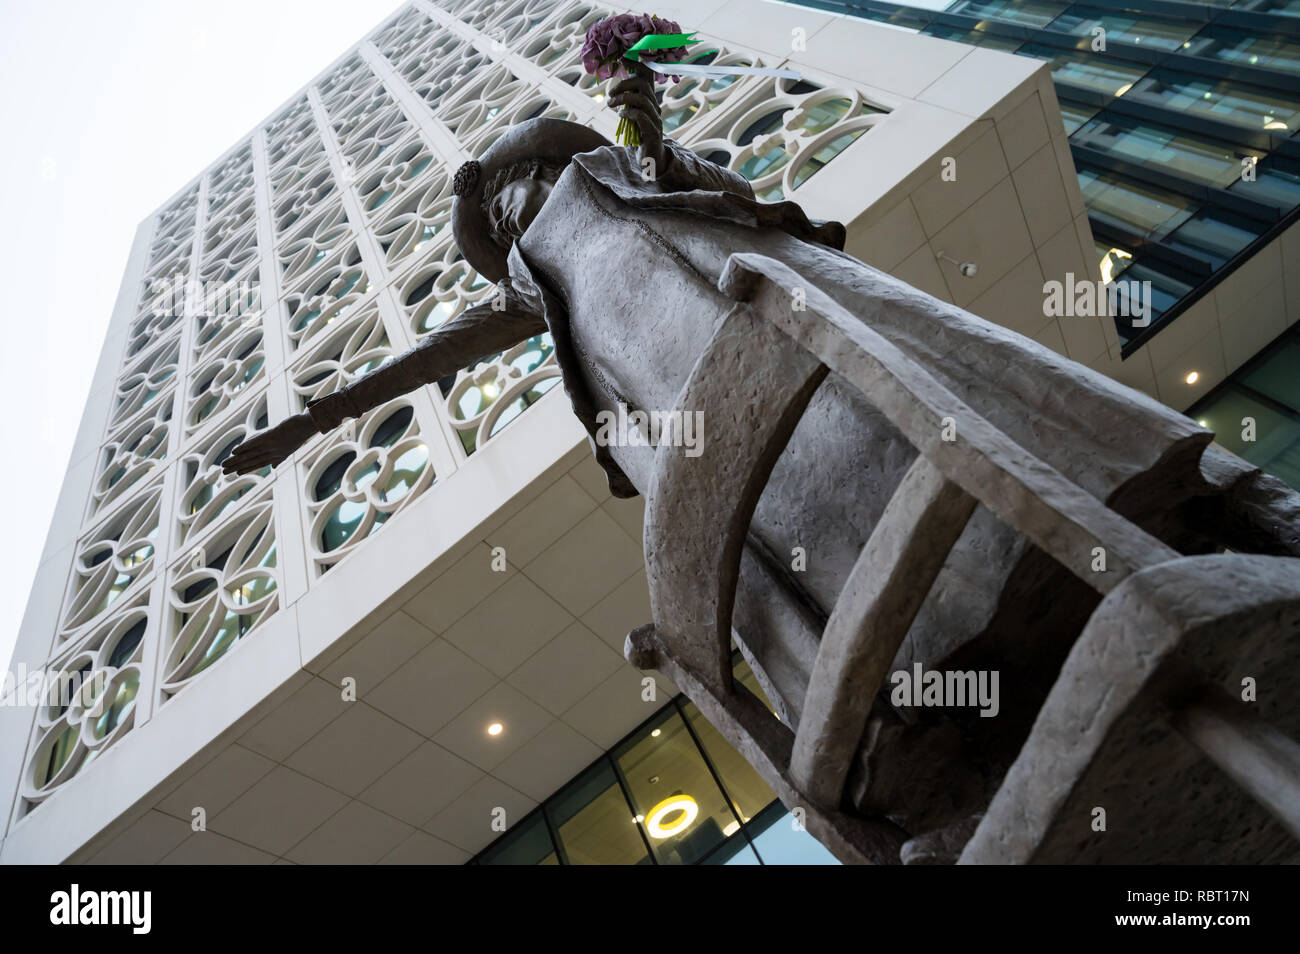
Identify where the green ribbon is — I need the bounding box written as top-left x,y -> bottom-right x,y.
624,31 -> 718,64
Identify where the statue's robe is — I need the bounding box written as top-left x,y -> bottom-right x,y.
508,142 -> 1210,719
314,140 -> 1219,825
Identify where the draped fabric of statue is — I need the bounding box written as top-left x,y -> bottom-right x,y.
498,139 -> 1211,720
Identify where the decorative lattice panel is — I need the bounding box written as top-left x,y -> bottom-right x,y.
17,0 -> 885,819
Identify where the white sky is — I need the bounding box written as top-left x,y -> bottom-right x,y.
0,0 -> 402,671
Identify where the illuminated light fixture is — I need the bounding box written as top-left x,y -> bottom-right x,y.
646,795 -> 699,839
650,728 -> 661,738
1114,82 -> 1133,97
1265,119 -> 1288,130
482,382 -> 499,399
1185,371 -> 1200,385
633,814 -> 644,823
487,722 -> 504,736
722,820 -> 741,837
1099,247 -> 1133,285
1197,419 -> 1209,427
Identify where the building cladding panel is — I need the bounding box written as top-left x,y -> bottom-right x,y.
4,0 -> 905,852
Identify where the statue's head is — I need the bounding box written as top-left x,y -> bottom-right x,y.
481,158 -> 564,250
451,119 -> 610,283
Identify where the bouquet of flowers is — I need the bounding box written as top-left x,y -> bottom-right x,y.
581,13 -> 694,146
581,13 -> 804,147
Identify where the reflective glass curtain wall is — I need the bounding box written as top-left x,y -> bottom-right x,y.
471,660 -> 840,865
783,0 -> 1300,351
1188,322 -> 1300,487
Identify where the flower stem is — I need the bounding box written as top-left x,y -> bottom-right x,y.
616,114 -> 642,147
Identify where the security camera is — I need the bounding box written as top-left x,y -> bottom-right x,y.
937,251 -> 978,278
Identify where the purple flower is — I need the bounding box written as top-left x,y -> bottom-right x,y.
582,13 -> 691,84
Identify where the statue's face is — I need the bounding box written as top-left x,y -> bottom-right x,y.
488,177 -> 553,244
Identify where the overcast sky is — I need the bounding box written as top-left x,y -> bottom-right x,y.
0,0 -> 402,671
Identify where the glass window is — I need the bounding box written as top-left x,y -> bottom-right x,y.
1072,114 -> 1263,189
681,700 -> 775,823
749,807 -> 842,865
1165,211 -> 1263,267
548,761 -> 651,865
1076,166 -> 1195,240
1241,333 -> 1300,408
921,25 -> 1025,53
1231,0 -> 1300,18
1020,43 -> 1149,97
947,0 -> 1063,29
1186,25 -> 1300,74
613,707 -> 744,865
1229,155 -> 1300,208
702,839 -> 762,864
1058,98 -> 1100,135
790,126 -> 872,191
1050,6 -> 1197,52
1192,386 -> 1300,488
476,811 -> 558,865
470,655 -> 842,865
1128,69 -> 1300,133
1111,261 -> 1194,342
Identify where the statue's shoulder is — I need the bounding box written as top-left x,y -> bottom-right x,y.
567,143 -> 636,182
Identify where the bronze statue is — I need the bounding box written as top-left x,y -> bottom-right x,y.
225,71 -> 1300,864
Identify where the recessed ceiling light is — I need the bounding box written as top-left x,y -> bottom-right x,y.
650,728 -> 661,737
487,722 -> 504,736
1185,371 -> 1200,385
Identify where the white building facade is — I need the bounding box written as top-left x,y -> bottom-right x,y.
2,0 -> 1094,863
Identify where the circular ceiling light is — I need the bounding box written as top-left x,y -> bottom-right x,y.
1185,371 -> 1200,385
645,795 -> 699,839
487,722 -> 504,736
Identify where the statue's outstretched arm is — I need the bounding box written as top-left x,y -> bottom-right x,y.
303,299 -> 547,431
222,294 -> 547,475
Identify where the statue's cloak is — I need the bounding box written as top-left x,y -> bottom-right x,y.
504,140 -> 1212,723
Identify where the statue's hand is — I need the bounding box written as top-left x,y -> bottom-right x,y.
221,413 -> 317,476
610,66 -> 665,176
